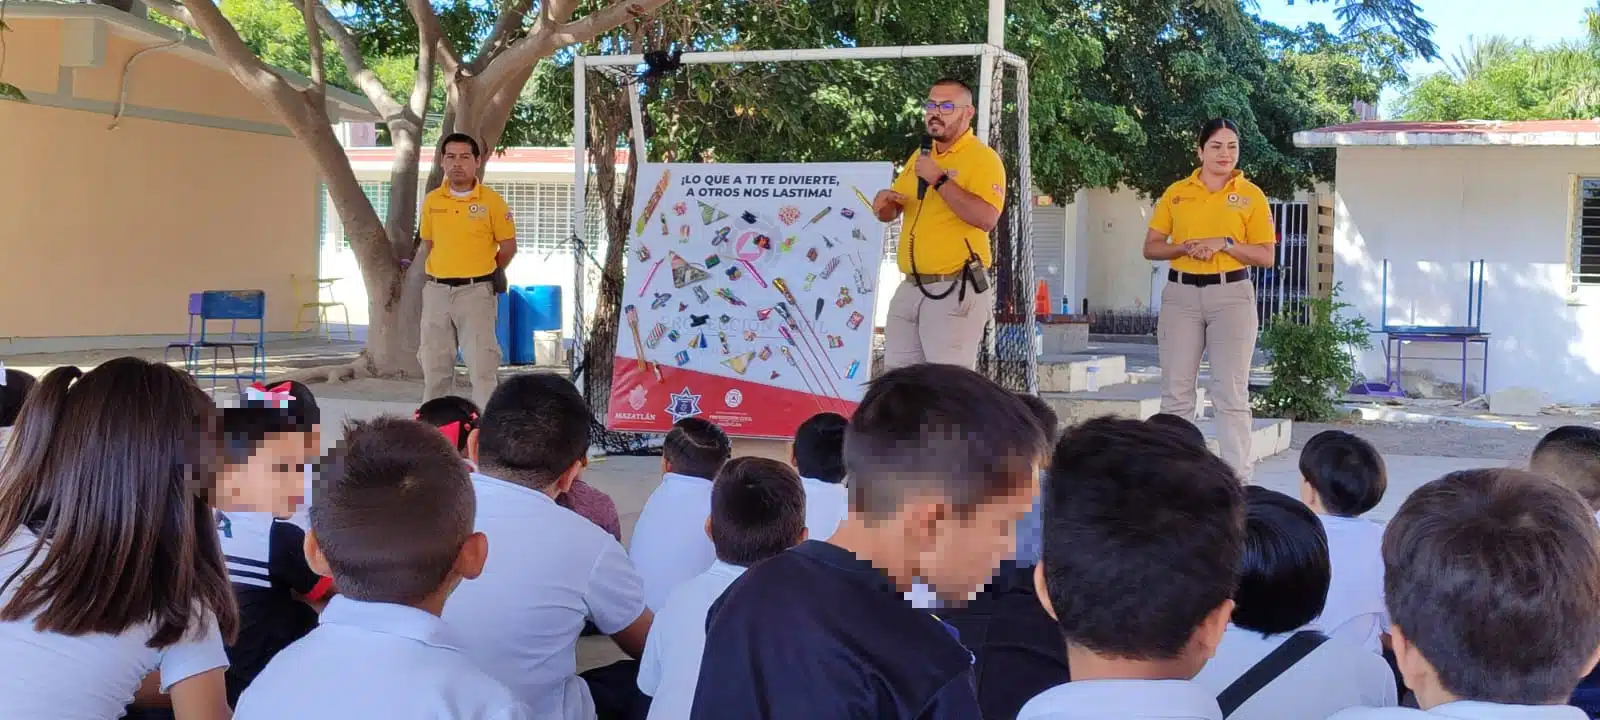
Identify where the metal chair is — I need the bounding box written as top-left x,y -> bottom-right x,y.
1377,259 -> 1491,402
294,275 -> 352,341
164,293 -> 206,372
177,290 -> 268,396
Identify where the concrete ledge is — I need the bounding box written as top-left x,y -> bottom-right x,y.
1043,383 -> 1205,425
1198,418 -> 1295,464
1040,320 -> 1090,355
1038,354 -> 1127,393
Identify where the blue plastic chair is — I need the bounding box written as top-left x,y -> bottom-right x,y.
164,293 -> 206,371
172,290 -> 267,395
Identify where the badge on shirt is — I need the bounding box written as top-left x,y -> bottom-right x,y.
1227,193 -> 1249,209
468,203 -> 487,218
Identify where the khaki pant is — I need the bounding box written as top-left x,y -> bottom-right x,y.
883,278 -> 993,371
1158,279 -> 1259,479
420,280 -> 502,410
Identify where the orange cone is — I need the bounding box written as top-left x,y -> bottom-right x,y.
1034,280 -> 1051,317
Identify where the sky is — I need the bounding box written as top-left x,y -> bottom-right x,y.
1252,0 -> 1596,115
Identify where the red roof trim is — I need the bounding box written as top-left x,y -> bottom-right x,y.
345,147 -> 629,165
1302,119 -> 1600,135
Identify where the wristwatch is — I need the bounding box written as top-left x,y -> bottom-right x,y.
1223,237 -> 1236,248
933,174 -> 950,191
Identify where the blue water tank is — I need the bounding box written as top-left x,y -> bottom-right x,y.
515,285 -> 563,332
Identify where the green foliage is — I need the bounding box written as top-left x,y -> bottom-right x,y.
0,82 -> 24,102
1391,13 -> 1600,121
1254,284 -> 1374,422
514,0 -> 1415,201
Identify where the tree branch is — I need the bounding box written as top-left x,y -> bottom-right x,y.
467,0 -> 538,75
143,0 -> 289,100
402,0 -> 461,77
311,0 -> 402,119
477,0 -> 666,96
299,0 -> 326,104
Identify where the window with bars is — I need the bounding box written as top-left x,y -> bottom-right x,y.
1574,178 -> 1600,290
319,180 -> 605,255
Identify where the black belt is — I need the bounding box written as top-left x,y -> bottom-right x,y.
428,273 -> 496,287
1168,268 -> 1250,287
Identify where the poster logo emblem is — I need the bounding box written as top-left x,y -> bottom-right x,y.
627,385 -> 648,411
724,389 -> 743,408
666,387 -> 703,422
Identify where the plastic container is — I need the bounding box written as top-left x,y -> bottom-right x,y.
1086,364 -> 1100,392
1033,325 -> 1043,357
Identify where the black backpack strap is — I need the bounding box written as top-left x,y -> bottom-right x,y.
1216,630 -> 1328,717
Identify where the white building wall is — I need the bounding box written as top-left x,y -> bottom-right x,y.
1332,146 -> 1600,403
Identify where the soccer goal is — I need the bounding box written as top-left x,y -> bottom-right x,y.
566,40 -> 1038,430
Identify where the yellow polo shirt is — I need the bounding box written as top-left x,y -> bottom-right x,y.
890,130 -> 1006,275
1149,169 -> 1276,275
420,182 -> 516,279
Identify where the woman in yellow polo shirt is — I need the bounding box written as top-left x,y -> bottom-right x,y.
1143,118 -> 1277,479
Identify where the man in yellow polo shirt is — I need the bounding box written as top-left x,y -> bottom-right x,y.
872,78 -> 1006,371
418,132 -> 517,410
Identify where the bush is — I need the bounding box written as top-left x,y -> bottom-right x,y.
1254,284 -> 1373,422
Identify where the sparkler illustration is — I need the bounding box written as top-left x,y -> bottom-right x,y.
772,281 -> 848,385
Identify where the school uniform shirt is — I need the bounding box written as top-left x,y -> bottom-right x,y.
1190,624 -> 1396,720
630,472 -> 717,611
234,596 -> 529,719
442,472 -> 648,719
1017,679 -> 1222,719
215,510 -> 334,704
1329,701 -> 1588,719
802,477 -> 849,542
636,560 -> 747,720
938,563 -> 1071,720
1312,514 -> 1389,654
690,540 -> 981,719
0,527 -> 230,720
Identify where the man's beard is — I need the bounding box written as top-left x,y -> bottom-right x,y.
926,121 -> 946,139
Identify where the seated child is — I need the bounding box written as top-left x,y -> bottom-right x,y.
0,367 -> 36,459
416,394 -> 628,543
451,373 -> 652,719
1192,486 -> 1396,719
630,417 -> 732,611
1298,429 -> 1389,654
1147,412 -> 1205,450
1329,468 -> 1600,720
0,359 -> 237,719
234,417 -> 528,718
691,364 -> 1047,718
637,457 -> 807,719
246,381 -> 323,531
792,412 -> 850,541
1530,425 -> 1600,522
214,404 -> 337,705
1019,417 -> 1243,719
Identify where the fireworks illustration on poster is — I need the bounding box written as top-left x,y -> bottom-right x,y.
607,163 -> 893,439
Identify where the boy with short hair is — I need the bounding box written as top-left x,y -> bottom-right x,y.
637,457 -> 808,719
792,412 -> 849,541
630,417 -> 733,610
1298,429 -> 1390,654
691,364 -> 1048,718
214,405 -> 336,705
451,373 -> 653,720
1330,468 -> 1600,719
1530,425 -> 1600,518
234,417 -> 528,719
1020,416 -> 1244,719
1146,412 -> 1205,450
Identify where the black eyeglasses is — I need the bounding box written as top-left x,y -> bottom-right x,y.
923,101 -> 971,115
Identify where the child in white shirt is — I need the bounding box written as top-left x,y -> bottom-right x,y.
0,359 -> 236,720
235,417 -> 528,719
1019,418 -> 1244,720
1298,429 -> 1390,654
636,457 -> 808,719
791,412 -> 849,542
630,417 -> 732,611
1328,468 -> 1600,720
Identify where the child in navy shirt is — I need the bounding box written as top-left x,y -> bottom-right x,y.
1329,469 -> 1600,720
1019,417 -> 1244,720
214,404 -> 335,705
692,364 -> 1048,719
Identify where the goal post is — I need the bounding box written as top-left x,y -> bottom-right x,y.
567,42 -> 1038,423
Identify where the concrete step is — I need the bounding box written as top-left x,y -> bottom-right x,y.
1042,382 -> 1206,425
1197,417 -> 1295,465
1037,354 -> 1128,393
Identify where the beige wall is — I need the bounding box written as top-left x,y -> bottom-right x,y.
1082,186 -> 1160,311
1,18 -> 318,340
